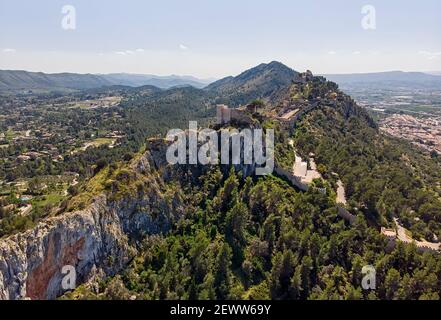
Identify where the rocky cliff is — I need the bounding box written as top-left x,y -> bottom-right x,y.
0,148 -> 184,300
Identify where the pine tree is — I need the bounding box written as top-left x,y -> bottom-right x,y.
214,242 -> 233,299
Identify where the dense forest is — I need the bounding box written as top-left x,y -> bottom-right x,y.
64,167 -> 441,300
295,105 -> 441,241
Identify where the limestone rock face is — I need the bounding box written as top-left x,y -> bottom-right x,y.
0,150 -> 183,300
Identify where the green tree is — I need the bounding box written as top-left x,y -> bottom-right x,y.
214,243 -> 233,299
384,268 -> 401,300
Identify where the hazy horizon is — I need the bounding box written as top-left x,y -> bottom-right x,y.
1,0 -> 440,78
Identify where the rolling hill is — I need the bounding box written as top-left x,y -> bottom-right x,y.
0,70 -> 112,92
0,70 -> 212,93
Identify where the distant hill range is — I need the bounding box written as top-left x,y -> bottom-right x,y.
101,73 -> 212,89
0,70 -> 213,93
0,62 -> 298,98
2,67 -> 441,94
323,71 -> 441,88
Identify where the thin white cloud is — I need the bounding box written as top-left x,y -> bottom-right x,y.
327,51 -> 337,55
352,51 -> 361,55
2,48 -> 16,53
179,44 -> 189,50
115,49 -> 141,56
418,50 -> 441,60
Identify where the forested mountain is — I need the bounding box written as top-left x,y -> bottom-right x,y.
0,70 -> 112,92
0,62 -> 440,300
62,67 -> 441,300
0,70 -> 211,93
101,73 -> 211,89
206,61 -> 301,106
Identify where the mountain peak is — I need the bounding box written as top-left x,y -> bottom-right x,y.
206,62 -> 300,106
239,61 -> 297,78
267,60 -> 290,68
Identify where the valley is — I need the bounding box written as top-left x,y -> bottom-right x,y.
333,78 -> 441,157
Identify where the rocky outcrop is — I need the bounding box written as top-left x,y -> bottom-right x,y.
0,150 -> 184,300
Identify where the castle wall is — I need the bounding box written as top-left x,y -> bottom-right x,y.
274,166 -> 309,192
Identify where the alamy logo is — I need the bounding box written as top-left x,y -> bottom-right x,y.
361,5 -> 376,30
166,121 -> 274,176
61,5 -> 76,30
361,265 -> 376,290
61,265 -> 76,291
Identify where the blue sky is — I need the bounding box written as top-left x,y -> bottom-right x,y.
0,0 -> 440,77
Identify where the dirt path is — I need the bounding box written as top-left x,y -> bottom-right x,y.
336,180 -> 347,205
394,218 -> 440,251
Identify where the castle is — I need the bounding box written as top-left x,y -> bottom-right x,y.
216,104 -> 255,126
